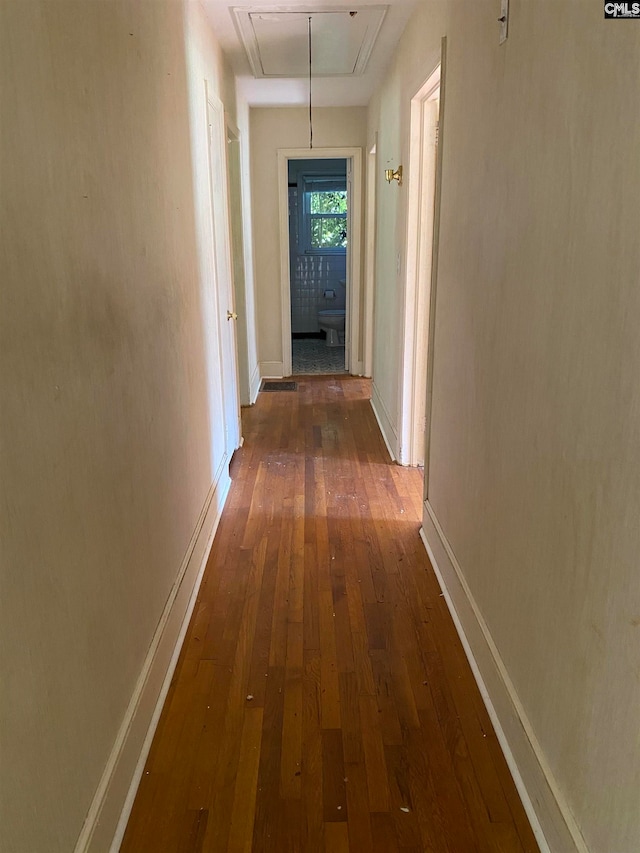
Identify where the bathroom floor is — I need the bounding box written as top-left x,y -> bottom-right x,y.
291,338 -> 347,375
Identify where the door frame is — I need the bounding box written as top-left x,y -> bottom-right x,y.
423,39 -> 447,495
277,147 -> 363,377
225,117 -> 252,407
363,137 -> 378,378
398,62 -> 442,467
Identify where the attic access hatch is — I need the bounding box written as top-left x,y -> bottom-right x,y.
232,5 -> 388,78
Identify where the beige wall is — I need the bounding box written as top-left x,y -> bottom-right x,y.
367,6 -> 446,453
369,1 -> 640,849
250,107 -> 367,373
0,2 -> 235,850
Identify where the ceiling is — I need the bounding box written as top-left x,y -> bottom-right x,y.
201,0 -> 419,107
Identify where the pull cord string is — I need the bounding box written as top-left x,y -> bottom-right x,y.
308,16 -> 313,149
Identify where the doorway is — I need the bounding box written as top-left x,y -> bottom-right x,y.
226,120 -> 257,406
288,159 -> 347,375
398,64 -> 442,467
206,89 -> 241,461
277,147 -> 363,378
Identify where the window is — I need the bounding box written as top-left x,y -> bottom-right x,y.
302,176 -> 347,251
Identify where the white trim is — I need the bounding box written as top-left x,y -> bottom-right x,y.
423,38 -> 448,494
260,360 -> 284,379
347,153 -> 363,376
236,103 -> 260,417
276,147 -> 363,379
225,115 -> 253,408
249,361 -> 261,403
225,114 -> 240,142
73,474 -> 231,853
370,381 -> 397,461
363,139 -> 377,378
398,65 -> 441,467
277,152 -> 293,376
420,502 -> 589,853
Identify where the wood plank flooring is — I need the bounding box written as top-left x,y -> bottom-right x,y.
121,376 -> 539,853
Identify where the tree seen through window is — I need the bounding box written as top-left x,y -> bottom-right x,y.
306,185 -> 347,250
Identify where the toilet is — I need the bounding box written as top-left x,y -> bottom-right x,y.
317,309 -> 346,347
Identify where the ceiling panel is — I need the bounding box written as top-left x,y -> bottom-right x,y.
202,0 -> 419,107
233,6 -> 388,78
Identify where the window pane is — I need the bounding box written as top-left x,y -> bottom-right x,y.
309,190 -> 347,215
310,215 -> 347,248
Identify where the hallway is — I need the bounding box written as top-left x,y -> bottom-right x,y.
121,377 -> 538,852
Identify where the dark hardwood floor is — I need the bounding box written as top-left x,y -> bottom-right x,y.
121,376 -> 539,852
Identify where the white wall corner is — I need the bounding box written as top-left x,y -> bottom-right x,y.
370,381 -> 398,462
249,361 -> 261,404
420,503 -> 589,853
260,361 -> 284,379
73,472 -> 232,853
351,359 -> 365,377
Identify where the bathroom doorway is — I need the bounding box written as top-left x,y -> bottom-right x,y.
288,159 -> 347,375
277,148 -> 363,378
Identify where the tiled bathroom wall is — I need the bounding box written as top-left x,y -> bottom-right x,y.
290,254 -> 346,333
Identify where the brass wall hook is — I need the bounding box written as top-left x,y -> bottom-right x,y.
385,165 -> 403,186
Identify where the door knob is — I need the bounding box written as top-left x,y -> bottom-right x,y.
227,311 -> 238,321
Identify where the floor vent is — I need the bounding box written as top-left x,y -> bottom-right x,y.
261,381 -> 298,392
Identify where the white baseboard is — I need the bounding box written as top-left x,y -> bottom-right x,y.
259,361 -> 284,379
73,471 -> 232,853
249,361 -> 261,404
420,501 -> 588,853
370,381 -> 397,461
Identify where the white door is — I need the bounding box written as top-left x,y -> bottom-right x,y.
206,92 -> 241,458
